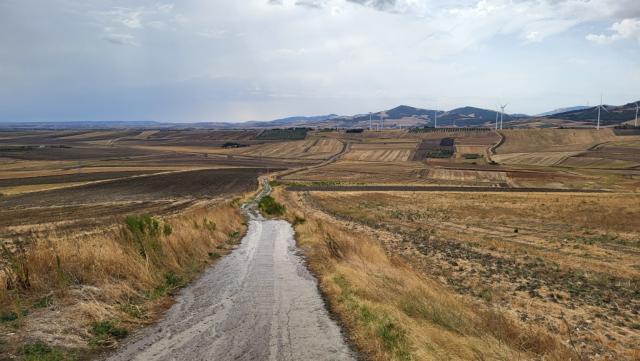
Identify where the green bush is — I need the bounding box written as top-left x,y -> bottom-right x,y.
258,196 -> 285,216
121,215 -> 162,259
125,215 -> 160,237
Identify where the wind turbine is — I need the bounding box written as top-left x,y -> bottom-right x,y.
499,104 -> 508,130
380,114 -> 384,131
434,109 -> 438,128
595,95 -> 608,130
635,102 -> 639,127
369,112 -> 373,131
495,107 -> 499,130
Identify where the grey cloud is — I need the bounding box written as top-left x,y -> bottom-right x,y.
1,0 -> 638,122
346,0 -> 398,11
102,32 -> 137,45
295,0 -> 327,9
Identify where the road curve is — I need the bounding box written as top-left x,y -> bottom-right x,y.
103,183 -> 356,361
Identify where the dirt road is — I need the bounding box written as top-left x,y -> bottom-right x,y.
103,182 -> 355,361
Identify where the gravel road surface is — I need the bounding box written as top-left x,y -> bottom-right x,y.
104,183 -> 355,361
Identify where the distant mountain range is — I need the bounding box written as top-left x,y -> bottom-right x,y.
1,101 -> 638,130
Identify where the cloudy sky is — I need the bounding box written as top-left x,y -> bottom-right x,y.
0,0 -> 638,122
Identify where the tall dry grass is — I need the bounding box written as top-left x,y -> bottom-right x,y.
273,187 -> 577,361
0,199 -> 246,352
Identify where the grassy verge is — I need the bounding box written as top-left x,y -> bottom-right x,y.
0,199 -> 247,360
271,187 -> 575,361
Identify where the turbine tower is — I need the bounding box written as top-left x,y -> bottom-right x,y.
380,114 -> 384,131
499,104 -> 508,130
434,109 -> 438,128
595,95 -> 608,130
635,102 -> 639,127
495,107 -> 499,130
369,112 -> 372,131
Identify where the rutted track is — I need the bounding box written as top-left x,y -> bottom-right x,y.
103,181 -> 356,361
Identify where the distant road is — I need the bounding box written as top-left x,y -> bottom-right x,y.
103,181 -> 355,361
286,185 -> 608,193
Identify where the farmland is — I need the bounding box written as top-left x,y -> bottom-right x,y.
0,129 -> 298,359
2,127 -> 640,361
283,190 -> 640,360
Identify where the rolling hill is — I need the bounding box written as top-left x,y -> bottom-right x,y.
3,101 -> 637,130
544,101 -> 639,125
536,106 -> 590,117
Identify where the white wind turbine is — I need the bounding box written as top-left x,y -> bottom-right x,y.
499,104 -> 508,130
595,95 -> 608,130
495,107 -> 500,130
434,109 -> 438,128
635,102 -> 639,127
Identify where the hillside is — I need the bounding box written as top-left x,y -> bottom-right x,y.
536,106 -> 590,117
438,106 -> 507,127
545,101 -> 639,125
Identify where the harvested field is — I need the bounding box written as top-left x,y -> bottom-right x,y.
341,141 -> 417,162
0,168 -> 268,238
0,170 -> 157,187
256,128 -> 308,140
558,156 -> 640,169
0,169 -> 264,209
495,129 -> 623,153
306,190 -> 640,361
282,160 -> 429,183
492,151 -> 580,166
221,138 -> 343,160
426,168 -> 507,184
0,144 -> 159,161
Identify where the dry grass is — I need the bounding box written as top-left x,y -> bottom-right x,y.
272,187 -> 576,361
306,190 -> 640,360
0,199 -> 246,357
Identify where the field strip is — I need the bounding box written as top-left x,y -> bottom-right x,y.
0,167 -> 250,196
285,185 -> 610,193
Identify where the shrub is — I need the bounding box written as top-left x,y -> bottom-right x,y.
121,215 -> 162,260
124,215 -> 160,237
258,196 -> 285,216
